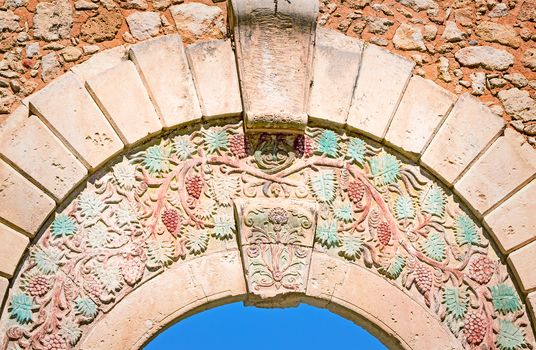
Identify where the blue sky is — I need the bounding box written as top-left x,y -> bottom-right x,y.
145,302 -> 386,349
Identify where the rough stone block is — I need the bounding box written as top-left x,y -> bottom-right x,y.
0,277 -> 7,309
384,76 -> 456,159
508,240 -> 536,293
28,72 -> 124,169
455,128 -> 536,216
186,39 -> 242,119
129,35 -> 202,128
421,94 -> 504,185
307,28 -> 363,126
305,252 -> 348,306
0,159 -> 55,236
0,223 -> 28,278
71,46 -> 128,82
230,0 -> 318,131
528,292 -> 536,327
0,105 -> 87,202
86,60 -> 162,145
484,179 -> 536,253
347,44 -> 415,140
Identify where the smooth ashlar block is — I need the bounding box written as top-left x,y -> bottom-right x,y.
307,28 -> 363,125
384,76 -> 456,159
230,0 -> 318,131
0,105 -> 87,202
0,277 -> 7,309
484,179 -> 536,253
455,128 -> 536,216
71,46 -> 128,82
28,72 -> 124,170
186,39 -> 242,119
528,292 -> 536,327
86,60 -> 162,145
129,35 -> 202,129
347,44 -> 415,140
0,223 -> 29,278
0,159 -> 55,236
508,240 -> 536,293
421,94 -> 504,185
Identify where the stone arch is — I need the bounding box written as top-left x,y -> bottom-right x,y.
0,0 -> 535,349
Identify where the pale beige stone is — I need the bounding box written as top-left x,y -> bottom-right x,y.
347,44 -> 415,140
385,76 -> 456,158
129,35 -> 202,128
230,0 -> 318,131
28,72 -> 124,169
455,128 -> 536,216
508,240 -> 536,293
308,28 -> 363,125
421,94 -> 504,185
0,105 -> 87,201
86,60 -> 162,145
528,292 -> 536,327
484,179 -> 536,253
0,159 -> 55,236
305,252 -> 348,307
0,277 -> 7,308
70,46 -> 128,82
0,223 -> 28,278
185,39 -> 242,119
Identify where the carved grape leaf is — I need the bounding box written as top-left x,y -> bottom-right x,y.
185,228 -> 209,255
172,135 -> 194,161
50,214 -> 77,239
340,234 -> 363,261
75,297 -> 97,320
60,320 -> 82,346
142,143 -> 172,175
334,202 -> 354,223
310,170 -> 336,203
316,130 -> 339,157
368,153 -> 400,186
203,128 -> 229,154
455,214 -> 480,246
211,177 -> 239,207
94,263 -> 123,293
491,284 -> 522,314
9,293 -> 33,324
78,191 -> 106,226
379,255 -> 405,279
346,137 -> 365,165
496,320 -> 525,350
420,185 -> 445,217
145,239 -> 174,269
421,232 -> 446,262
112,159 -> 137,190
32,247 -> 63,275
212,213 -> 235,240
315,220 -> 339,248
443,287 -> 468,319
394,195 -> 415,220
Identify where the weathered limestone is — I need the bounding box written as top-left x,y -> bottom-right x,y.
529,292 -> 536,327
0,278 -> 7,309
455,129 -> 536,216
0,159 -> 55,236
347,44 -> 415,140
0,105 -> 87,201
28,72 -> 124,169
307,28 -> 363,126
306,251 -> 349,306
484,179 -> 536,253
229,0 -> 318,131
0,224 -> 28,278
508,241 -> 536,293
421,94 -> 504,185
129,35 -> 202,128
385,76 -> 456,159
71,46 -> 129,82
86,60 -> 162,145
186,40 -> 242,119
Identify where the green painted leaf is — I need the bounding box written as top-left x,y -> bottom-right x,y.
212,214 -> 235,240
421,232 -> 446,262
340,234 -> 363,261
420,184 -> 445,217
316,130 -> 339,158
394,195 -> 415,220
172,135 -> 194,161
455,214 -> 480,246
443,288 -> 468,319
379,255 -> 406,279
51,214 -> 77,239
496,320 -> 525,350
203,128 -> 229,154
346,137 -> 366,165
142,144 -> 172,175
315,220 -> 340,248
310,170 -> 336,203
146,239 -> 175,268
9,293 -> 33,324
334,202 -> 354,223
491,284 -> 522,314
75,297 -> 97,320
33,247 -> 63,275
368,154 -> 400,186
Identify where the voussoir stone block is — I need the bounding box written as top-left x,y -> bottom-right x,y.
129,35 -> 202,129
70,46 -> 128,82
0,277 -> 7,310
384,76 -> 456,159
86,60 -> 162,145
307,28 -> 363,126
528,292 -> 536,326
186,39 -> 242,119
0,105 -> 87,202
0,159 -> 55,236
347,44 -> 415,140
230,0 -> 318,131
455,128 -> 536,216
0,223 -> 28,278
508,240 -> 536,293
484,179 -> 536,253
28,72 -> 124,170
421,93 -> 504,185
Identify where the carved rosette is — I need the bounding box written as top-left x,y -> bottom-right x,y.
234,199 -> 317,305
